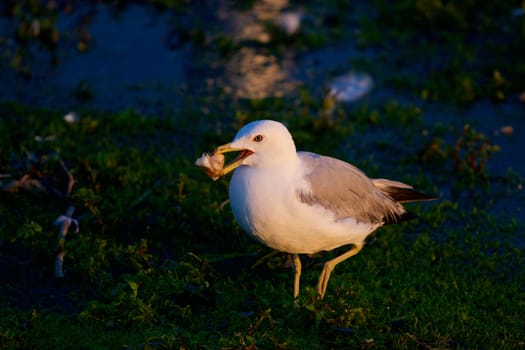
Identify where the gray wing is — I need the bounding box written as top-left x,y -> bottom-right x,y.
296,152 -> 405,223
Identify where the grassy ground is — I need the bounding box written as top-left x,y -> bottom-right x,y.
1,1 -> 524,349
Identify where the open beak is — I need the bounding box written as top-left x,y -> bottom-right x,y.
214,143 -> 254,175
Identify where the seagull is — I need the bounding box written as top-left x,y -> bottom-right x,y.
212,120 -> 436,299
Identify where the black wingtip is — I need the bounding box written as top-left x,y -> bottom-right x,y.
383,187 -> 437,203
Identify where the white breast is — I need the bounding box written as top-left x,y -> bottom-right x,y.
229,164 -> 378,254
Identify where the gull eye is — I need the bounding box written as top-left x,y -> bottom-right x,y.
253,134 -> 264,142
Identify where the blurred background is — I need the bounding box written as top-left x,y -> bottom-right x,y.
1,0 -> 524,171
1,1 -> 523,108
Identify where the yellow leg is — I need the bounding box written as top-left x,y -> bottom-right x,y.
292,254 -> 302,299
317,245 -> 362,299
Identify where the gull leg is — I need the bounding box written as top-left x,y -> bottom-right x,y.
317,245 -> 362,299
292,254 -> 302,299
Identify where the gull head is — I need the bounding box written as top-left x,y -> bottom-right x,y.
215,120 -> 297,175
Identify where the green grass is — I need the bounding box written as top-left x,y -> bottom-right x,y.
0,96 -> 523,349
357,0 -> 525,103
1,0 -> 524,349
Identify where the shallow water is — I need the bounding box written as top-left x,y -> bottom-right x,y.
0,4 -> 191,114
0,2 -> 382,111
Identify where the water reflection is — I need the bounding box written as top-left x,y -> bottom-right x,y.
217,0 -> 300,99
222,47 -> 297,99
220,0 -> 291,43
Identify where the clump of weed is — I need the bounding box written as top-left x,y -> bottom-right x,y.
418,123 -> 500,187
453,124 -> 500,176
